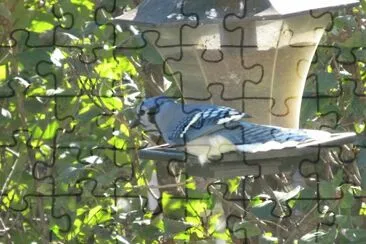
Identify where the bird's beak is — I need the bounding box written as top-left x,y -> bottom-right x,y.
243,113 -> 252,118
129,118 -> 141,128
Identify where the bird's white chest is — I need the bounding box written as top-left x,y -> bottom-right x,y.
185,135 -> 236,165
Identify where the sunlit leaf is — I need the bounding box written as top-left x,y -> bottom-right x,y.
71,0 -> 95,10
29,20 -> 54,33
98,97 -> 123,111
120,123 -> 130,137
0,65 -> 6,81
108,136 -> 126,149
354,121 -> 365,134
84,205 -> 102,224
43,120 -> 59,139
31,120 -> 59,140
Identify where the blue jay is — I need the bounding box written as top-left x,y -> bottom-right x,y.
131,96 -> 355,164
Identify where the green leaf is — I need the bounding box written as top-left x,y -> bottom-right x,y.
362,0 -> 366,12
120,123 -> 130,137
186,180 -> 196,190
354,121 -> 365,134
339,185 -> 355,209
334,15 -> 357,31
29,20 -> 54,33
227,177 -> 240,193
84,205 -> 102,223
99,97 -> 123,111
76,206 -> 88,216
162,192 -> 186,218
107,136 -> 126,149
71,0 -> 95,10
32,120 -> 59,140
173,231 -> 190,241
186,199 -> 211,216
43,120 -> 59,139
317,71 -> 338,94
67,218 -> 83,240
0,65 -> 6,81
319,181 -> 337,198
40,144 -> 52,156
233,221 -> 261,238
26,87 -> 46,96
95,56 -> 136,80
50,225 -> 63,239
260,232 -> 278,243
341,31 -> 366,47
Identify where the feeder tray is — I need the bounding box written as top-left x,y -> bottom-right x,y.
138,132 -> 356,178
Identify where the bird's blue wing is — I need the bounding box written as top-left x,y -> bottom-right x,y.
168,106 -> 246,141
225,123 -> 309,145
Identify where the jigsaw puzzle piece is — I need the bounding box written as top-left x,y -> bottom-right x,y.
0,1 -> 77,49
2,1 -> 118,65
3,28 -> 113,100
223,9 -> 331,128
298,145 -> 357,200
0,79 -> 26,146
207,178 -> 303,242
353,47 -> 366,63
1,137 -> 77,214
0,2 -> 54,49
34,49 -> 134,99
32,131 -> 135,195
0,73 -> 73,147
113,0 -> 199,61
26,56 -> 82,98
2,192 -> 73,242
27,46 -> 135,138
1,145 -> 76,241
49,176 -> 128,242
13,145 -> 139,242
159,9 -> 331,128
54,0 -> 124,64
0,45 -> 87,104
165,45 -> 263,107
301,73 -> 343,130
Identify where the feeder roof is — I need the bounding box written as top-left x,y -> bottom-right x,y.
115,0 -> 359,27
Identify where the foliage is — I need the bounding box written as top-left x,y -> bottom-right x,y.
0,0 -> 365,243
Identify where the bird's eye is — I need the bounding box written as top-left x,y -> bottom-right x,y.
139,110 -> 146,116
148,106 -> 158,114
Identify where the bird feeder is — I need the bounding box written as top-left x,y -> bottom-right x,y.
116,0 -> 358,177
